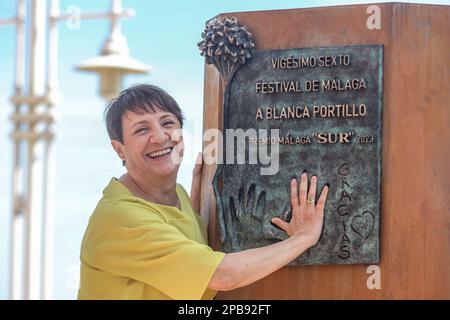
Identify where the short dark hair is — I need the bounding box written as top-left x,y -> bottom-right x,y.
104,84 -> 184,144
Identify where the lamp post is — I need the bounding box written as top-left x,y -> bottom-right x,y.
1,0 -> 150,300
76,0 -> 150,99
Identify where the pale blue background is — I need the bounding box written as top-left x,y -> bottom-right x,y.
0,0 -> 448,299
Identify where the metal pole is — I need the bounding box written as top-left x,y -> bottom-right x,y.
39,0 -> 59,300
9,0 -> 26,301
24,0 -> 47,300
101,0 -> 129,55
53,9 -> 135,22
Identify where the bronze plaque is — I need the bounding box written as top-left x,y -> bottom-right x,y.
214,45 -> 383,265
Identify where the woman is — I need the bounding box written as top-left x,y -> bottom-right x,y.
78,84 -> 329,300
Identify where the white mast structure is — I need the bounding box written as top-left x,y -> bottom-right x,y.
0,0 -> 150,300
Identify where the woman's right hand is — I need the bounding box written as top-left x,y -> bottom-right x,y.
210,173 -> 329,291
271,172 -> 329,247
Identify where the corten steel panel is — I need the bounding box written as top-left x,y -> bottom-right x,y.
201,3 -> 450,299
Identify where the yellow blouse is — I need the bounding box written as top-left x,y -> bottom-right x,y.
78,178 -> 225,300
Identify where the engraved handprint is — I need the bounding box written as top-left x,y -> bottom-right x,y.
222,183 -> 287,250
219,173 -> 330,252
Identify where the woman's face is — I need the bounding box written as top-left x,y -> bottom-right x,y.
111,107 -> 183,179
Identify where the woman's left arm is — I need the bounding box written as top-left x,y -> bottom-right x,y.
190,152 -> 203,215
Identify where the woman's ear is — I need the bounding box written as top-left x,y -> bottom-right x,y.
111,140 -> 126,162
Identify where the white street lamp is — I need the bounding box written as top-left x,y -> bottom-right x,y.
0,0 -> 150,300
77,54 -> 151,100
76,0 -> 151,100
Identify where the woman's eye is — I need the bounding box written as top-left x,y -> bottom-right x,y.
162,121 -> 175,126
135,128 -> 148,134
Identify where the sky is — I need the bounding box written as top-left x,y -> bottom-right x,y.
0,0 -> 449,300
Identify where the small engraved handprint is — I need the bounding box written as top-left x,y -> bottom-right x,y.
223,183 -> 287,251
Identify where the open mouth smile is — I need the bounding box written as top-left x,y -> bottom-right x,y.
146,147 -> 173,159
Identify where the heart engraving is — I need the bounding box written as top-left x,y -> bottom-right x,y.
351,211 -> 375,239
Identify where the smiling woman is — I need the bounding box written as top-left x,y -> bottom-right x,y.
78,84 -> 225,299
77,84 -> 329,300
105,84 -> 184,167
